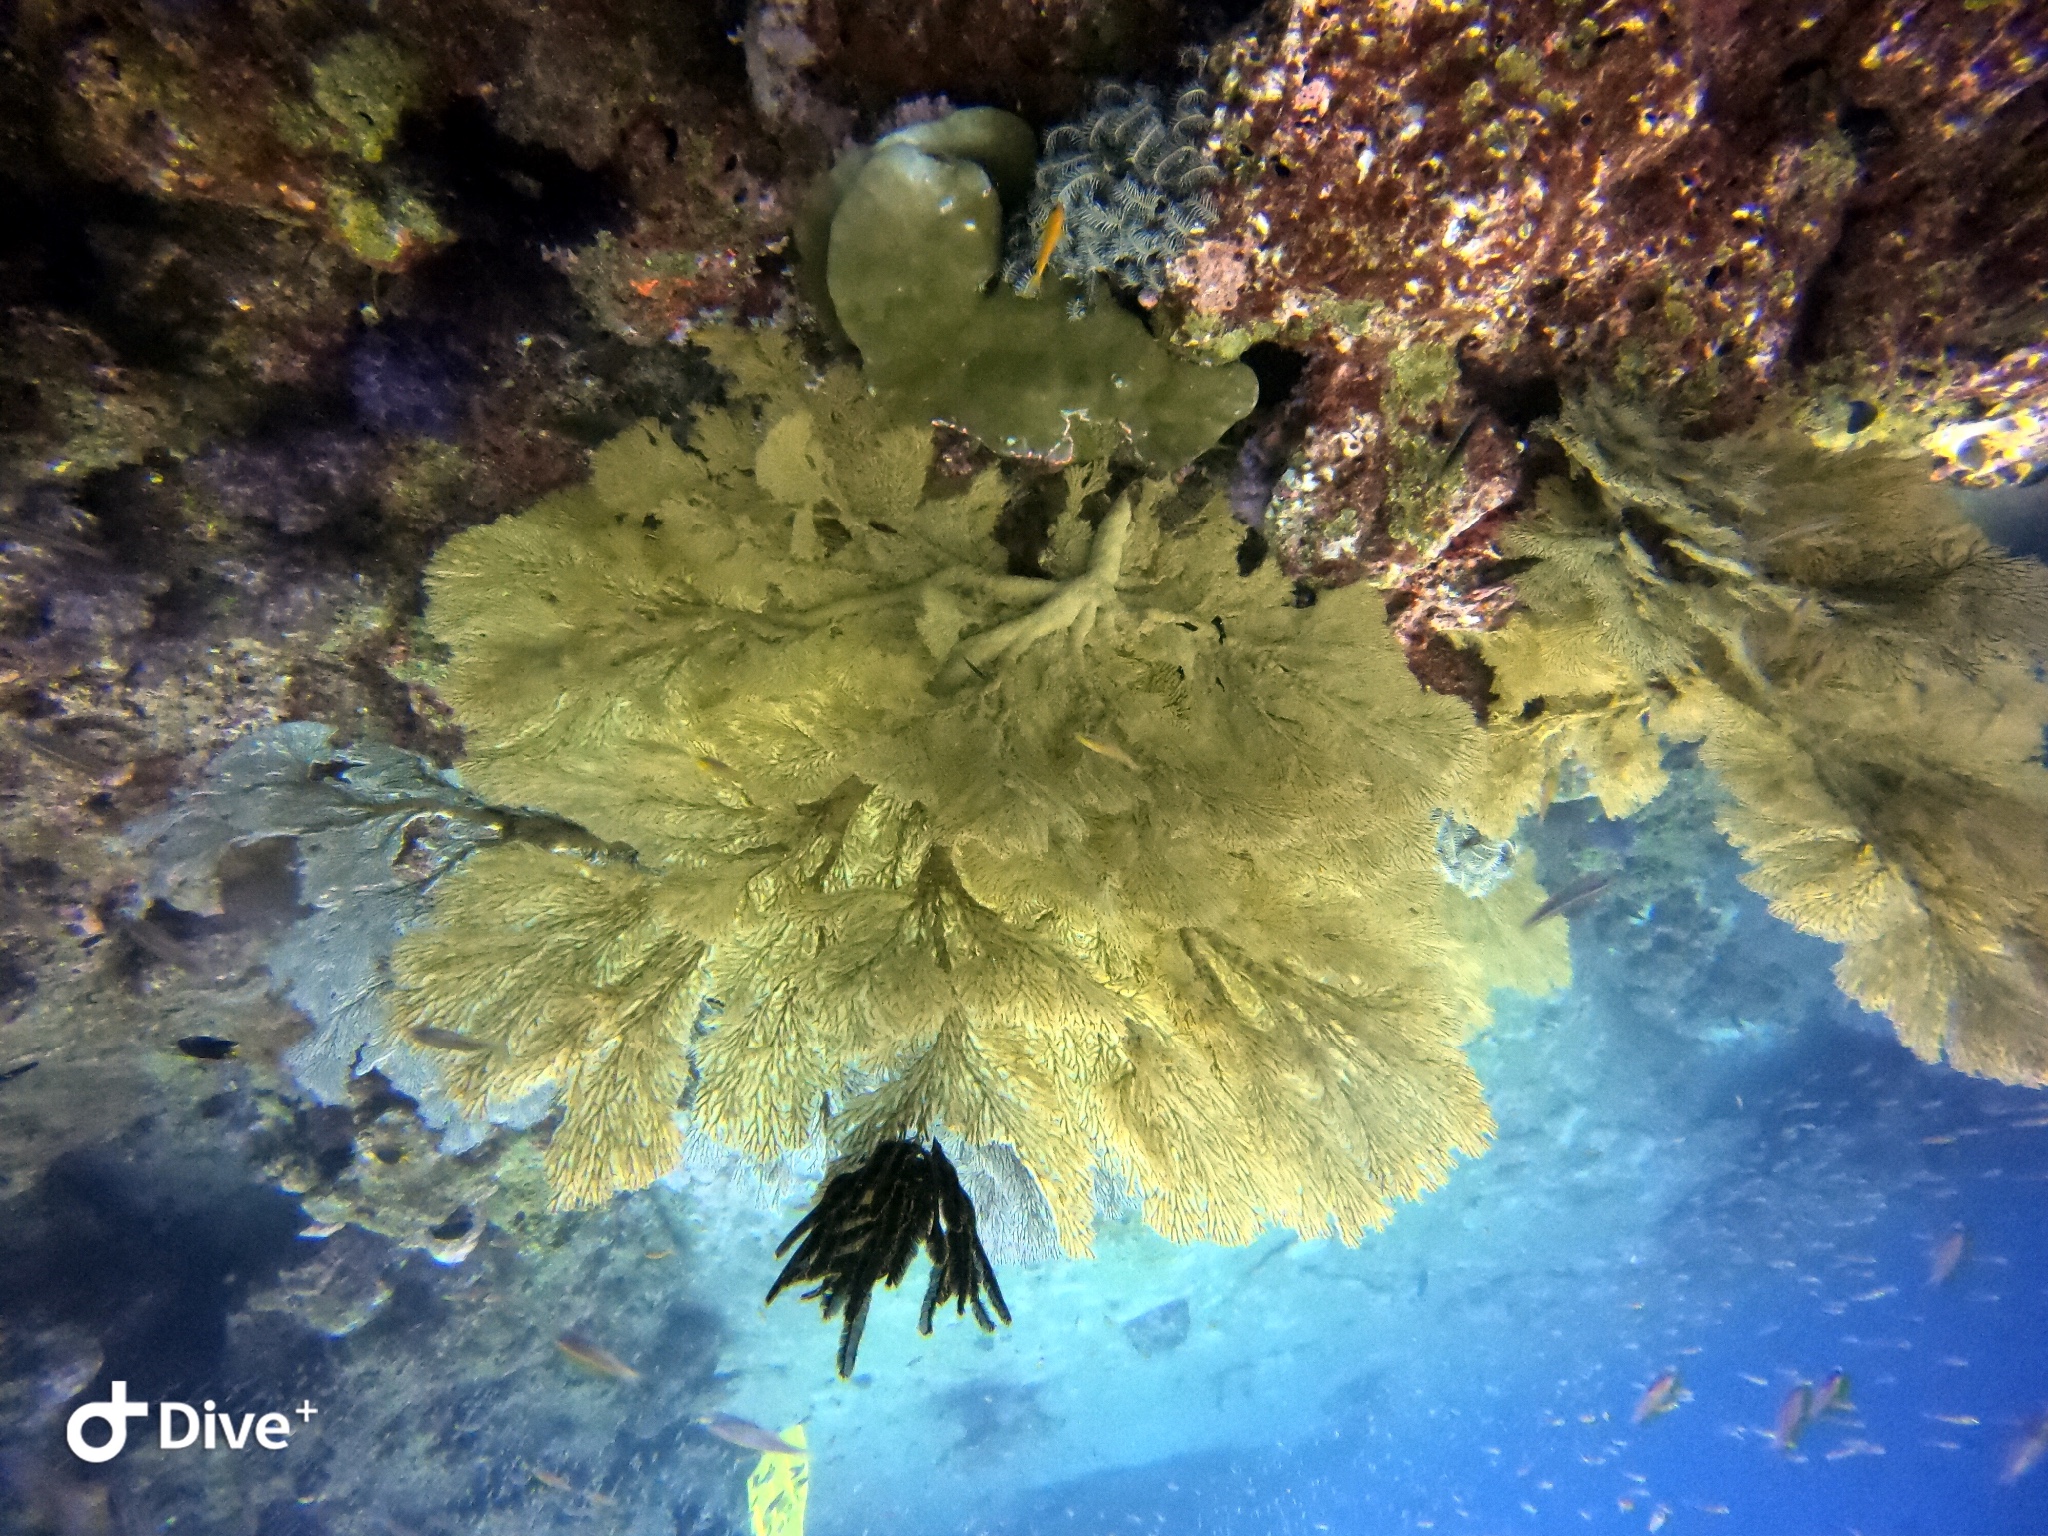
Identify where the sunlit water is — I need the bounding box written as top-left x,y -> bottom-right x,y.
4,764 -> 2046,1536
757,781 -> 2048,1536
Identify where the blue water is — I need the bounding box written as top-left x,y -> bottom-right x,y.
980,1037 -> 2048,1536
949,803 -> 2048,1536
8,764 -> 2048,1536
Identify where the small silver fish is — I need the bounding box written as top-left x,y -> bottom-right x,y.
698,1413 -> 805,1456
1929,1228 -> 1968,1286
408,1025 -> 491,1054
1522,873 -> 1612,929
555,1331 -> 639,1382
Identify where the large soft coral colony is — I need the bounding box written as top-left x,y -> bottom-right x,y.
1462,396 -> 2048,1086
392,328 -> 1530,1251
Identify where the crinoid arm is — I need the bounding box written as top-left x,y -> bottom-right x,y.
766,1136 -> 1009,1377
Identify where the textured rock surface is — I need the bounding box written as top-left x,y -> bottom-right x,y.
1175,0 -> 2047,691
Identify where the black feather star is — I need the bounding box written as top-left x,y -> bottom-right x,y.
765,1136 -> 1011,1378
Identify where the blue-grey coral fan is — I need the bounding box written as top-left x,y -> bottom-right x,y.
1007,83 -> 1222,301
130,723 -> 549,1148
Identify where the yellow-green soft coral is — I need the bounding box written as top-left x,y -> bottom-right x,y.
395,329 -> 1547,1249
1461,392 -> 2048,1084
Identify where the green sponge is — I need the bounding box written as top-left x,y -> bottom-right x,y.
808,109 -> 1256,468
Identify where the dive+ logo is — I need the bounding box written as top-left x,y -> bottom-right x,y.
66,1382 -> 318,1464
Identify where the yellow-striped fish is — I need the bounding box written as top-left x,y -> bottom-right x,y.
1023,205 -> 1065,298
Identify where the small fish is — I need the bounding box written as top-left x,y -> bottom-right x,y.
1927,1413 -> 1980,1426
1697,1505 -> 1730,1516
122,916 -> 204,972
1738,1372 -> 1770,1387
1647,1506 -> 1671,1533
20,730 -> 108,777
643,1249 -> 673,1261
2004,1414 -> 2048,1484
35,1345 -> 104,1416
408,1024 -> 490,1054
1814,1372 -> 1853,1416
1075,734 -> 1142,772
1522,873 -> 1612,929
698,1412 -> 807,1456
1632,1370 -> 1683,1424
298,1220 -> 346,1240
1851,1286 -> 1896,1303
1825,1439 -> 1884,1461
175,1035 -> 237,1061
0,1059 -> 37,1085
1774,1384 -> 1814,1452
1929,1228 -> 1968,1286
1022,205 -> 1065,298
531,1468 -> 574,1492
555,1331 -> 639,1382
694,755 -> 741,781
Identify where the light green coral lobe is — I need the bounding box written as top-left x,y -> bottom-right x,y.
815,111 -> 1258,468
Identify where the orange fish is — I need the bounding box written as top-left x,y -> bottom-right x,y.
1929,1228 -> 1968,1286
555,1331 -> 639,1382
1075,733 -> 1143,772
1632,1370 -> 1683,1424
407,1024 -> 490,1054
1775,1384 -> 1814,1452
1023,205 -> 1065,298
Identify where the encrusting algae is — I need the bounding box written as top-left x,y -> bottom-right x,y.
390,326 -> 1562,1283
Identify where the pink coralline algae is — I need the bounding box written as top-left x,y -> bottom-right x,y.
1203,0 -> 1859,404
1183,0 -> 2046,694
1795,3 -> 2048,488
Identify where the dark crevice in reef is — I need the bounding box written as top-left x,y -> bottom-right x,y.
0,1145 -> 310,1403
1182,0 -> 1268,50
1239,340 -> 1309,414
391,95 -> 621,255
1456,347 -> 1563,437
1217,341 -> 1312,529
